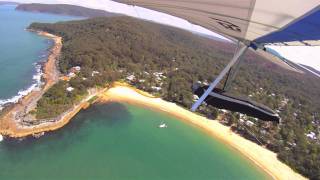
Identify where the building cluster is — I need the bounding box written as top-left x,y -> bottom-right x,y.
125,71 -> 167,92
60,66 -> 81,81
306,132 -> 318,140
59,66 -> 82,92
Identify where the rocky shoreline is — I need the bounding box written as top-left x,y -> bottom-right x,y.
0,31 -> 63,138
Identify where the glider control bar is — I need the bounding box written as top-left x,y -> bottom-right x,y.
191,43 -> 249,111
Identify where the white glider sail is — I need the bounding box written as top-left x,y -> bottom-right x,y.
17,0 -> 318,119
116,0 -> 320,46
116,0 -> 320,115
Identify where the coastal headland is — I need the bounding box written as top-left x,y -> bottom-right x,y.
0,30 -> 306,180
0,31 -> 63,137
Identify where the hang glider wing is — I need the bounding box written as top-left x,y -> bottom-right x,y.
116,0 -> 320,46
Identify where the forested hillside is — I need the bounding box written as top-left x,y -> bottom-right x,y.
30,17 -> 320,179
16,3 -> 118,17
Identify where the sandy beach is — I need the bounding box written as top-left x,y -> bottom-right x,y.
38,31 -> 62,91
98,85 -> 306,180
0,73 -> 307,179
0,30 -> 306,179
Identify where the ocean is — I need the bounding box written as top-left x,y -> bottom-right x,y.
0,4 -> 80,109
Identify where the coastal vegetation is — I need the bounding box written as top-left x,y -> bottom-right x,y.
16,3 -> 118,17
29,17 -> 320,179
36,81 -> 80,119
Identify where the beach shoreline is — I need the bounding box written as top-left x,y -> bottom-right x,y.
0,30 -> 110,138
0,30 -> 63,137
98,85 -> 306,180
0,29 -> 306,179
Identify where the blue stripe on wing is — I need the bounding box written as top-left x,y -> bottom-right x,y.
254,7 -> 320,45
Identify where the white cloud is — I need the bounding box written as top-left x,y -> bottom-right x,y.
268,46 -> 320,71
7,0 -> 320,71
11,0 -> 228,40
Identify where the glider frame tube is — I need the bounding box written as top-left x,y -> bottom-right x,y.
191,42 -> 249,111
223,56 -> 243,91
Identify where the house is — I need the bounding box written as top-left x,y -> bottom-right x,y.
74,66 -> 81,71
126,74 -> 136,81
153,72 -> 166,81
67,72 -> 76,78
91,71 -> 100,77
203,80 -> 209,86
220,109 -> 228,113
306,132 -> 317,140
245,120 -> 255,127
69,66 -> 81,74
66,87 -> 74,92
151,86 -> 162,91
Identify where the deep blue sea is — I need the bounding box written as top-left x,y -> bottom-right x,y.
0,4 -> 80,109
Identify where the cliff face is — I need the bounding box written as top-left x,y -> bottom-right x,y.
16,3 -> 119,18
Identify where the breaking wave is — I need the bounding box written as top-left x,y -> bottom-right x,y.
0,62 -> 44,111
0,39 -> 53,111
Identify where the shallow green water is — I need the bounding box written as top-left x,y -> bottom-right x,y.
0,4 -> 79,107
0,103 -> 270,180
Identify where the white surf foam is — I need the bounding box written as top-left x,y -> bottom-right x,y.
0,62 -> 43,111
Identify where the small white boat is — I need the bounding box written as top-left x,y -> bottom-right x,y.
159,122 -> 168,128
0,134 -> 3,142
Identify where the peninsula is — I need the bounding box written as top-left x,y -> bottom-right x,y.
0,15 -> 319,179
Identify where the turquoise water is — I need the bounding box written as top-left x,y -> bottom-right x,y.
0,103 -> 270,179
0,5 -> 270,179
0,4 -> 80,107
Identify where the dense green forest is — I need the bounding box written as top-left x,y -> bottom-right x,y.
16,3 -> 118,17
30,17 -> 320,179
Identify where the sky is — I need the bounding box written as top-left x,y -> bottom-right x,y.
5,0 -> 320,71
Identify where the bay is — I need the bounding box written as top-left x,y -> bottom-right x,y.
0,5 -> 270,179
0,103 -> 270,179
